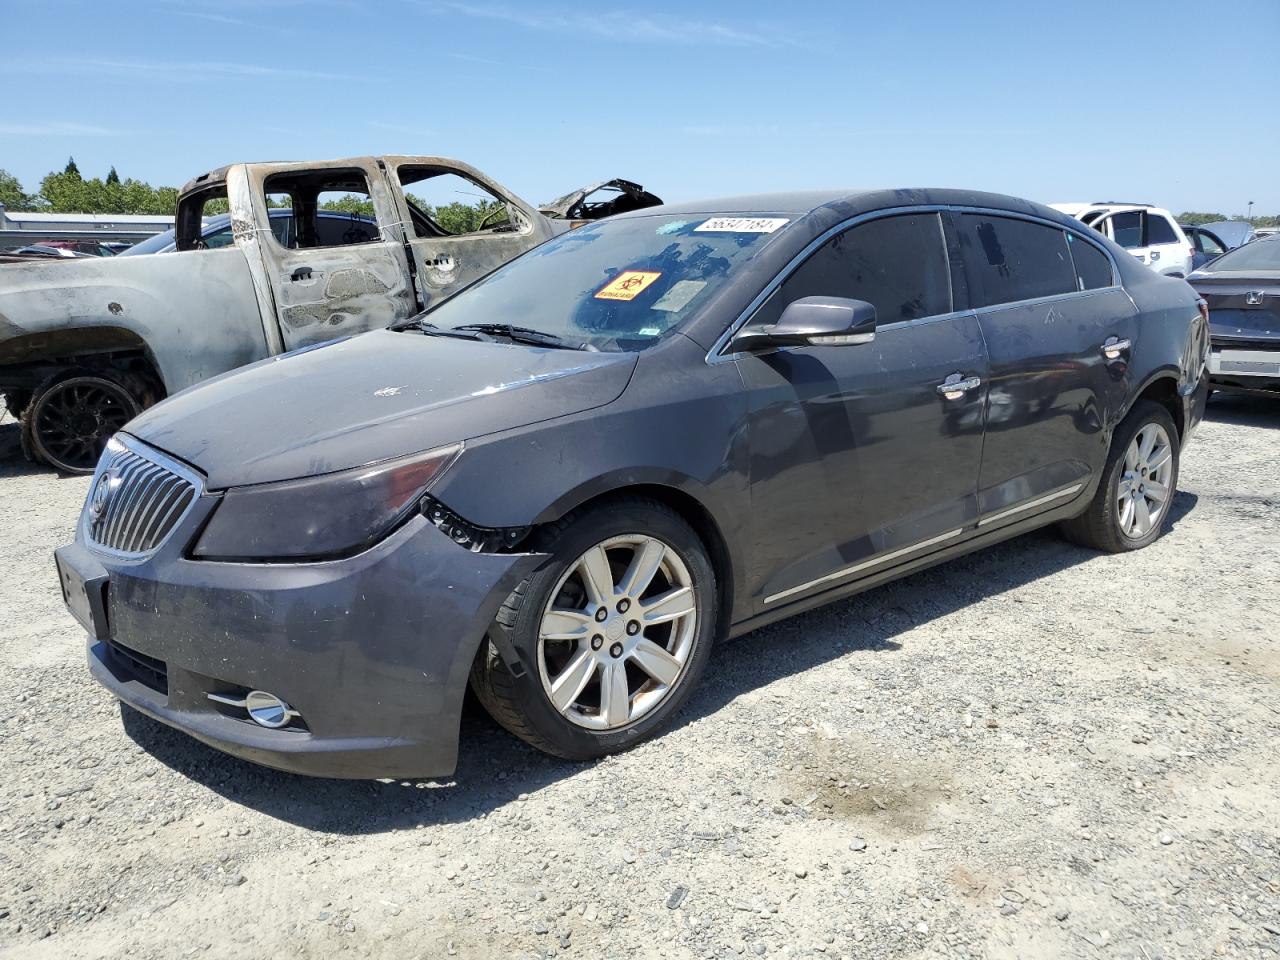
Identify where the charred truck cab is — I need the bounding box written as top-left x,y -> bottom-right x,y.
0,156 -> 659,473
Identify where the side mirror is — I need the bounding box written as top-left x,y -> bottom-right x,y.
732,296 -> 877,353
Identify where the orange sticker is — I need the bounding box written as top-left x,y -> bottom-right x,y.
594,270 -> 661,301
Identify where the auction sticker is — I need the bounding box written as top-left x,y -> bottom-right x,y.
595,271 -> 661,301
695,217 -> 789,234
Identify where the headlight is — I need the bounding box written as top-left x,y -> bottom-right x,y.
191,443 -> 461,561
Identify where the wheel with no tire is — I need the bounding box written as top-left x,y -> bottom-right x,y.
1060,400 -> 1180,552
470,498 -> 718,760
22,373 -> 140,474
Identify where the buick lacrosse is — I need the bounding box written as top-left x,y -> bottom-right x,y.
56,189 -> 1210,778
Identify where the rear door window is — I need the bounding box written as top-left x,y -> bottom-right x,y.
754,213 -> 952,327
1066,233 -> 1114,290
1147,214 -> 1179,245
957,214 -> 1077,306
1107,211 -> 1144,249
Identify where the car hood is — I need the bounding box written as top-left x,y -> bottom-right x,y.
127,329 -> 637,489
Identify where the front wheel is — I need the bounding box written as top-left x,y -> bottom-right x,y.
470,497 -> 718,760
1060,400 -> 1180,552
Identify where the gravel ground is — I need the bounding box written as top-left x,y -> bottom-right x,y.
1,397 -> 1278,960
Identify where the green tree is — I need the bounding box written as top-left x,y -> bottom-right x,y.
105,166 -> 120,186
63,156 -> 81,179
1176,211 -> 1226,226
0,169 -> 38,211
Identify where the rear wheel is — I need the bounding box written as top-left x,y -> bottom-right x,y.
470,498 -> 717,760
22,373 -> 140,474
1060,400 -> 1179,552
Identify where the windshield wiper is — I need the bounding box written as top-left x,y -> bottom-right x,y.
453,323 -> 590,351
402,319 -> 485,341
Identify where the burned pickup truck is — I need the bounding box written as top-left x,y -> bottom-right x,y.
0,158 -> 659,472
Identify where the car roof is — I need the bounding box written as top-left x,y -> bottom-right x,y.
613,188 -> 1070,224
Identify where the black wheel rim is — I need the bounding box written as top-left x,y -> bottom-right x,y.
34,380 -> 136,471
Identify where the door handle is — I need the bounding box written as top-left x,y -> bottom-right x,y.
290,266 -> 314,282
936,373 -> 982,400
1101,337 -> 1131,360
1150,250 -> 1161,262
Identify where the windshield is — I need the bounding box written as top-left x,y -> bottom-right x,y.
1199,237 -> 1280,273
118,229 -> 175,256
418,214 -> 793,351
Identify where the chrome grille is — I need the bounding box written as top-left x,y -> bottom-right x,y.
88,439 -> 198,556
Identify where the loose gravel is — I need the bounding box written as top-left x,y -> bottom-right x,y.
1,397 -> 1277,960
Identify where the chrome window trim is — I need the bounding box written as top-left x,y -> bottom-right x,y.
83,434 -> 206,561
709,203 -> 1122,364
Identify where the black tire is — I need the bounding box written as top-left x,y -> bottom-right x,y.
470,497 -> 718,761
1060,400 -> 1180,553
3,390 -> 31,421
22,372 -> 141,474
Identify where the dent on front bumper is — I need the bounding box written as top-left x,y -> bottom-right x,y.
63,514 -> 545,780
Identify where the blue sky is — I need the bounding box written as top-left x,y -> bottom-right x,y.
2,0 -> 1277,214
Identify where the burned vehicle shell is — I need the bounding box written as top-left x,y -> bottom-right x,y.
0,155 -> 649,474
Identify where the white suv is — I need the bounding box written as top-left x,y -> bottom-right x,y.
1051,202 -> 1194,278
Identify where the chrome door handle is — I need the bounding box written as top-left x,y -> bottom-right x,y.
1102,337 -> 1132,360
936,374 -> 982,400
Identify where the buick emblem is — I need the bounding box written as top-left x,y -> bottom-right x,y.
89,471 -> 115,521
1246,291 -> 1265,306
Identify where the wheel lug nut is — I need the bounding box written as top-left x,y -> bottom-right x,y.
609,643 -> 623,658
616,599 -> 630,614
626,621 -> 640,636
590,635 -> 603,651
594,608 -> 608,623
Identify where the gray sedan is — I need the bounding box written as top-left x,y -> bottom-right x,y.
55,189 -> 1209,778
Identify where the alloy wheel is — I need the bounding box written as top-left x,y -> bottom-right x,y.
1116,423 -> 1173,539
31,376 -> 139,473
536,534 -> 698,731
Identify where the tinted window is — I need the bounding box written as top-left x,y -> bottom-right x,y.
754,213 -> 952,327
958,214 -> 1076,306
1147,214 -> 1179,245
1067,233 -> 1113,290
1108,211 -> 1143,248
1199,236 -> 1280,272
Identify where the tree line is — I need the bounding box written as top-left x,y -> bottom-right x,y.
4,159 -> 1277,230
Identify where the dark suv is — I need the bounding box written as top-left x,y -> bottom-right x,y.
56,189 -> 1210,779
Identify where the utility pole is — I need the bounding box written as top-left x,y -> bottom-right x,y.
1247,200 -> 1254,221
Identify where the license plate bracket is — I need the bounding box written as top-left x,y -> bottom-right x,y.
54,547 -> 110,639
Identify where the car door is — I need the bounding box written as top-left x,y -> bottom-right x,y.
953,211 -> 1136,526
380,156 -> 557,312
1145,210 -> 1191,276
244,159 -> 421,351
732,211 -> 989,611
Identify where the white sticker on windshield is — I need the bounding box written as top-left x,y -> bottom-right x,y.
651,279 -> 707,313
695,217 -> 789,234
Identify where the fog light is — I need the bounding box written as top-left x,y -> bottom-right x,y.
207,689 -> 299,729
245,690 -> 294,728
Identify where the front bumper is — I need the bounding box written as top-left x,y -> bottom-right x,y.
58,511 -> 544,780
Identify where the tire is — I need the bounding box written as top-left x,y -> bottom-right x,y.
2,390 -> 31,421
470,497 -> 718,761
22,372 -> 141,474
1060,400 -> 1180,553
